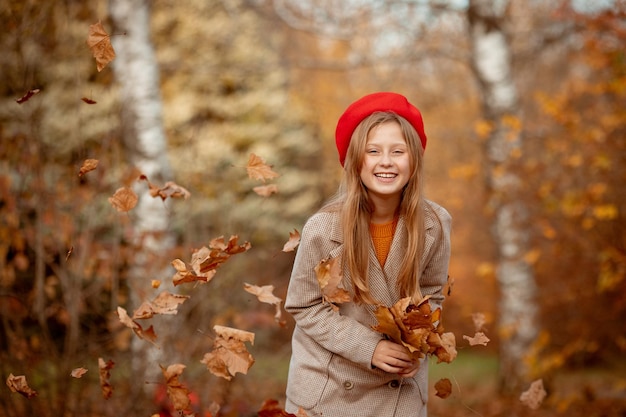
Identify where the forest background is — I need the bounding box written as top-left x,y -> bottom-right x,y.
0,0 -> 625,416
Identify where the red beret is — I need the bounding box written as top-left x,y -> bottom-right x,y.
335,92 -> 427,166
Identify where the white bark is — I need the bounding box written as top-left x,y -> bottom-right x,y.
468,0 -> 538,393
109,0 -> 174,392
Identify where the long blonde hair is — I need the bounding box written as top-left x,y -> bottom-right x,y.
322,111 -> 427,305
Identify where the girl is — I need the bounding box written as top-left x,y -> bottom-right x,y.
285,92 -> 452,417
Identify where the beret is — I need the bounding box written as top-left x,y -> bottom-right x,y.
334,92 -> 427,166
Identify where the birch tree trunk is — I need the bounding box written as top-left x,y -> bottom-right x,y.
109,0 -> 174,393
467,0 -> 538,393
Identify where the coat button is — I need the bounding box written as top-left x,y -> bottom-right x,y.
388,380 -> 400,389
343,381 -> 354,390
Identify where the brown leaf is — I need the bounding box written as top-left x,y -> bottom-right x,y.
98,358 -> 114,399
434,378 -> 452,399
78,159 -> 99,177
116,306 -> 158,346
140,175 -> 191,200
132,291 -> 190,319
471,312 -> 487,332
172,236 -> 251,286
108,187 -> 138,212
253,184 -> 279,197
15,88 -> 40,104
160,364 -> 191,412
520,379 -> 547,410
463,331 -> 490,346
246,153 -> 280,183
200,325 -> 255,380
81,97 -> 97,104
86,21 -> 116,72
372,297 -> 457,364
244,283 -> 285,325
282,229 -> 300,252
314,257 -> 351,310
70,367 -> 88,378
6,374 -> 37,398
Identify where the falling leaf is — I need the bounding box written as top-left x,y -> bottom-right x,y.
314,257 -> 351,310
98,358 -> 114,399
15,88 -> 40,104
244,283 -> 285,325
201,325 -> 255,380
246,153 -> 280,183
81,97 -> 97,104
520,379 -> 547,410
116,306 -> 158,346
160,364 -> 191,412
66,246 -> 74,261
70,367 -> 88,378
471,312 -> 487,332
282,229 -> 300,252
132,291 -> 190,319
445,275 -> 454,296
86,21 -> 116,72
172,236 -> 251,286
78,159 -> 99,177
434,378 -> 452,399
253,184 -> 279,197
139,175 -> 191,200
151,280 -> 161,289
463,332 -> 490,346
108,187 -> 138,212
6,374 -> 37,398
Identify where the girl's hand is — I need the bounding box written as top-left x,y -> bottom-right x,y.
372,340 -> 418,376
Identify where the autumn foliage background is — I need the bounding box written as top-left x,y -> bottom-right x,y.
1,0 -> 625,416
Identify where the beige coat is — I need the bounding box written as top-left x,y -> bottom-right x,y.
285,200 -> 452,417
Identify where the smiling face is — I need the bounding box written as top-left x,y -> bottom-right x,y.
359,121 -> 412,210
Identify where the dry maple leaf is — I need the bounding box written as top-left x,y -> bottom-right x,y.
282,229 -> 300,252
434,378 -> 452,399
98,358 -> 114,399
244,283 -> 285,325
314,256 -> 351,310
463,331 -> 490,346
520,379 -> 547,410
78,159 -> 99,177
246,153 -> 280,183
372,297 -> 457,364
132,291 -> 190,319
172,236 -> 251,286
253,184 -> 279,197
116,306 -> 158,346
15,88 -> 40,104
201,325 -> 255,380
70,367 -> 88,378
139,175 -> 191,200
86,21 -> 116,72
160,364 -> 191,412
6,374 -> 37,398
108,187 -> 138,212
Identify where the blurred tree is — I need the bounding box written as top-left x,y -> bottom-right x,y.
467,0 -> 537,393
109,0 -> 177,406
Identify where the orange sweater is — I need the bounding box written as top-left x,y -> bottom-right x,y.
369,218 -> 398,267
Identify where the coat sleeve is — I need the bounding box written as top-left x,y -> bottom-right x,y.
285,213 -> 384,369
420,202 -> 452,311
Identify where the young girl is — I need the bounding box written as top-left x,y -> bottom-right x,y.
284,92 -> 451,417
